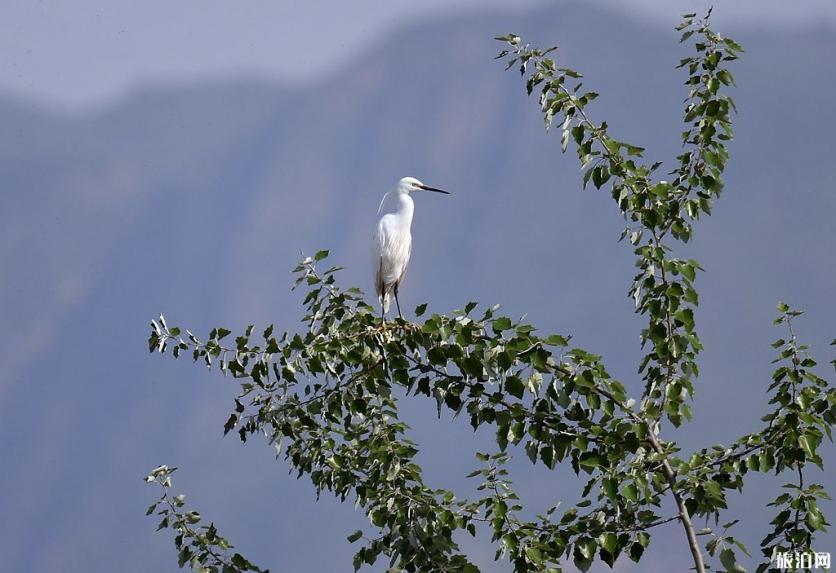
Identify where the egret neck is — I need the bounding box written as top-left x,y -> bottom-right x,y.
391,191 -> 415,229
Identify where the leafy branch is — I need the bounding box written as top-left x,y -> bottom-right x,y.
755,304 -> 834,572
494,10 -> 747,571
145,465 -> 268,573
143,9 -> 834,573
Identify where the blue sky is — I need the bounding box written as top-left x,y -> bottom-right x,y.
3,0 -> 836,110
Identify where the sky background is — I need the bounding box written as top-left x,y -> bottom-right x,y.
1,1 -> 835,572
2,0 -> 836,110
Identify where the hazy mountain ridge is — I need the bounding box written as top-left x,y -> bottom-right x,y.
1,4 -> 834,571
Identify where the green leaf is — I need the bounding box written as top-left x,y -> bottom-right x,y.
505,376 -> 525,399
806,508 -> 825,531
629,542 -> 645,562
579,453 -> 603,470
496,425 -> 509,451
545,334 -> 569,346
525,546 -> 543,563
637,532 -> 650,547
623,483 -> 639,502
602,478 -> 617,501
799,434 -> 816,458
231,553 -> 251,568
502,533 -> 518,553
575,537 -> 597,561
599,532 -> 618,554
719,548 -> 745,573
223,414 -> 238,436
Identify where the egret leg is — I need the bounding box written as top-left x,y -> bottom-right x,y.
394,283 -> 403,319
377,258 -> 387,328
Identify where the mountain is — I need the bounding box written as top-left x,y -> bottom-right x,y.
0,4 -> 834,571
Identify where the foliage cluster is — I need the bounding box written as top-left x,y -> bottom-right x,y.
145,11 -> 834,573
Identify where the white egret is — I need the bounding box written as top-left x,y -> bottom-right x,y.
373,176 -> 450,320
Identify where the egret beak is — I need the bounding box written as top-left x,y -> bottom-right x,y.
417,184 -> 450,194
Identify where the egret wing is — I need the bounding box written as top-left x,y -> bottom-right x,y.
373,215 -> 412,293
372,220 -> 387,301
398,241 -> 412,285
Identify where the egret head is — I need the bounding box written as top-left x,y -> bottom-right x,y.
378,177 -> 450,214
396,176 -> 450,195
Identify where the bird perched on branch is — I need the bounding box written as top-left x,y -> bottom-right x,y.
373,176 -> 450,321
